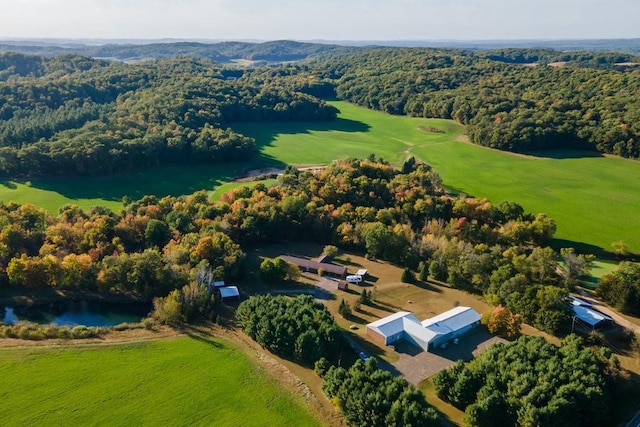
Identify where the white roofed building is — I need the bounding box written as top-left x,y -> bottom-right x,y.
366,306 -> 481,352
219,286 -> 240,300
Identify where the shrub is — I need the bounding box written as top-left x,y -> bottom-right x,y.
323,245 -> 339,258
401,267 -> 415,283
338,299 -> 352,319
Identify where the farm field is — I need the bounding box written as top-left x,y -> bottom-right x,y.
0,336 -> 322,426
240,102 -> 640,254
0,101 -> 639,253
0,162 -> 246,214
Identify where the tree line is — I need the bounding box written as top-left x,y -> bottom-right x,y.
0,157 -> 586,335
304,47 -> 640,158
0,53 -> 337,176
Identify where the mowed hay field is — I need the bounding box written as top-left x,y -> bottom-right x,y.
1,100 -> 639,252
0,337 -> 323,427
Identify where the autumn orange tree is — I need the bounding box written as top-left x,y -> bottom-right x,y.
487,305 -> 522,339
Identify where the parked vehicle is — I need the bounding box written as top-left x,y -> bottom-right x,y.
346,275 -> 363,283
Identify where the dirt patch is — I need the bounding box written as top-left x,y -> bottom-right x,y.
235,167 -> 284,182
418,125 -> 445,134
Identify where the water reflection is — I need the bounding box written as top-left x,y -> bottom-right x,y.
1,300 -> 151,327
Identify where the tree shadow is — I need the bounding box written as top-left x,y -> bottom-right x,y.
550,238 -> 605,256
0,180 -> 17,189
430,329 -> 502,362
411,280 -> 444,294
234,117 -> 371,152
9,154 -> 288,211
520,149 -> 603,159
181,325 -> 224,349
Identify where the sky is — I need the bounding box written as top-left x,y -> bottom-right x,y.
1,0 -> 639,41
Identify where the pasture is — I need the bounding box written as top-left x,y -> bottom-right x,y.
0,336 -> 322,426
0,100 -> 639,253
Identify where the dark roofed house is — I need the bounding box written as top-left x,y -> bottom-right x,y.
569,297 -> 613,329
280,255 -> 347,278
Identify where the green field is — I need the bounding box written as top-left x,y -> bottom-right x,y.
0,336 -> 321,426
0,101 -> 639,253
0,163 -> 246,214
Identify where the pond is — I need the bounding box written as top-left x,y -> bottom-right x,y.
0,300 -> 152,327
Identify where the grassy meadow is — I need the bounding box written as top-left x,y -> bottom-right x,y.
0,100 -> 639,253
0,336 -> 322,426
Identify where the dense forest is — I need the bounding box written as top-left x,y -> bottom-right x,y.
433,335 -> 625,426
318,358 -> 440,426
0,53 -> 336,176
305,48 -> 640,158
0,158 -> 584,333
1,45 -> 640,179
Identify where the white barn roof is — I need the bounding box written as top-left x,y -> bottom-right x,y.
569,296 -> 592,307
421,306 -> 481,335
356,269 -> 368,277
219,286 -> 239,299
368,311 -> 418,338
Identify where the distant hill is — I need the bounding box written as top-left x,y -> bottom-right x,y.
0,40 -> 357,63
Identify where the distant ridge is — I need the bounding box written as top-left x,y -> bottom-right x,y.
0,38 -> 638,61
0,40 -> 356,63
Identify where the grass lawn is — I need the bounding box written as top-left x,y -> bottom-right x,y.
0,162 -> 247,214
1,101 -> 639,254
0,336 -> 323,426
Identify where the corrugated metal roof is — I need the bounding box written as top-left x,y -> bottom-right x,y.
219,286 -> 239,298
367,311 -> 417,337
573,305 -> 613,326
569,296 -> 592,307
421,306 -> 480,334
403,316 -> 437,345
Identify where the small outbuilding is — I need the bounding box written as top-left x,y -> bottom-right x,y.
355,269 -> 368,278
219,286 -> 240,301
570,297 -> 614,329
338,281 -> 349,291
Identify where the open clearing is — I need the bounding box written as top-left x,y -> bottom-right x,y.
1,101 -> 639,252
0,336 -> 322,426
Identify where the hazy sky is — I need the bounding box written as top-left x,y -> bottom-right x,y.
2,0 -> 639,41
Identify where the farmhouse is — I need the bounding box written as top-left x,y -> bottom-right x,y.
280,255 -> 347,278
569,296 -> 614,329
366,307 -> 481,352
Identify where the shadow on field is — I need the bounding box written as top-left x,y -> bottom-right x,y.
520,149 -> 604,159
0,180 -> 17,189
551,238 -> 604,256
235,117 -> 371,151
11,155 -> 288,210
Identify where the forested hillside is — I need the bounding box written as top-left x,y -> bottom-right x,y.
306,48 -> 640,158
0,53 -> 336,176
0,40 -> 356,63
